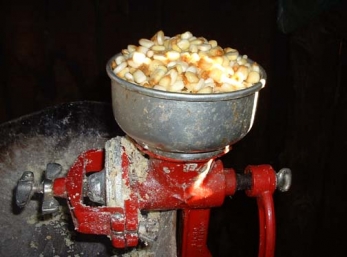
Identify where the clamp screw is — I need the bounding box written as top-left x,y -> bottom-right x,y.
15,163 -> 63,214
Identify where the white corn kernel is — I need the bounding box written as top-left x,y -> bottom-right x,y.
150,69 -> 166,85
176,73 -> 184,81
246,71 -> 260,83
153,85 -> 167,91
199,37 -> 208,42
127,45 -> 137,52
225,50 -> 239,61
157,65 -> 168,72
172,43 -> 181,52
225,66 -> 234,76
133,52 -> 146,65
168,69 -> 178,85
210,56 -> 223,65
185,71 -> 199,83
169,80 -> 185,92
139,38 -> 154,49
116,55 -> 126,65
136,46 -> 149,55
205,78 -> 214,84
181,31 -> 193,40
177,61 -> 188,72
222,56 -> 230,67
235,65 -> 249,81
177,39 -> 190,50
151,45 -> 166,52
237,57 -> 248,65
122,49 -> 130,55
234,83 -> 246,90
148,60 -> 165,73
153,54 -> 168,63
220,83 -> 234,92
174,64 -> 183,74
209,40 -> 218,48
152,30 -> 165,45
209,46 -> 224,57
193,78 -> 205,91
190,39 -> 204,45
224,47 -> 236,53
209,68 -> 223,83
166,51 -> 180,61
127,59 -> 141,68
146,50 -> 154,58
198,43 -> 212,51
185,83 -> 195,92
180,52 -> 191,63
221,75 -> 240,87
125,72 -> 134,81
133,70 -> 147,84
205,82 -> 216,88
243,81 -> 253,88
189,44 -> 198,53
198,57 -> 213,71
158,75 -> 171,88
140,81 -> 150,87
197,86 -> 213,94
163,39 -> 170,49
198,50 -> 209,58
118,67 -> 129,78
113,61 -> 127,75
167,61 -> 177,69
144,57 -> 152,65
190,53 -> 200,63
186,66 -> 197,73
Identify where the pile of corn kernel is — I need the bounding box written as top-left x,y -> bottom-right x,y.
111,31 -> 262,93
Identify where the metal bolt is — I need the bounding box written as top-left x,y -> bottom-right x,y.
276,168 -> 292,192
86,170 -> 106,205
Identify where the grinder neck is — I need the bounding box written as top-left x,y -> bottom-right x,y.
134,141 -> 231,163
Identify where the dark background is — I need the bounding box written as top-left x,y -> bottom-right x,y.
1,0 -> 347,256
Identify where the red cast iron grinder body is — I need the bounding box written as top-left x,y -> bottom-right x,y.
53,147 -> 277,257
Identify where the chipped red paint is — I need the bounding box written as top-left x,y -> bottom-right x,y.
136,159 -> 235,210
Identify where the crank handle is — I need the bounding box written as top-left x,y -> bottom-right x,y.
244,165 -> 292,257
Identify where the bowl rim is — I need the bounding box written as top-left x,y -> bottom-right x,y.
106,53 -> 266,102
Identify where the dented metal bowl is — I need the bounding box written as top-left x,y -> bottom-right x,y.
106,53 -> 266,160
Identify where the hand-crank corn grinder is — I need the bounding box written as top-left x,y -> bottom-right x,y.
15,32 -> 291,257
